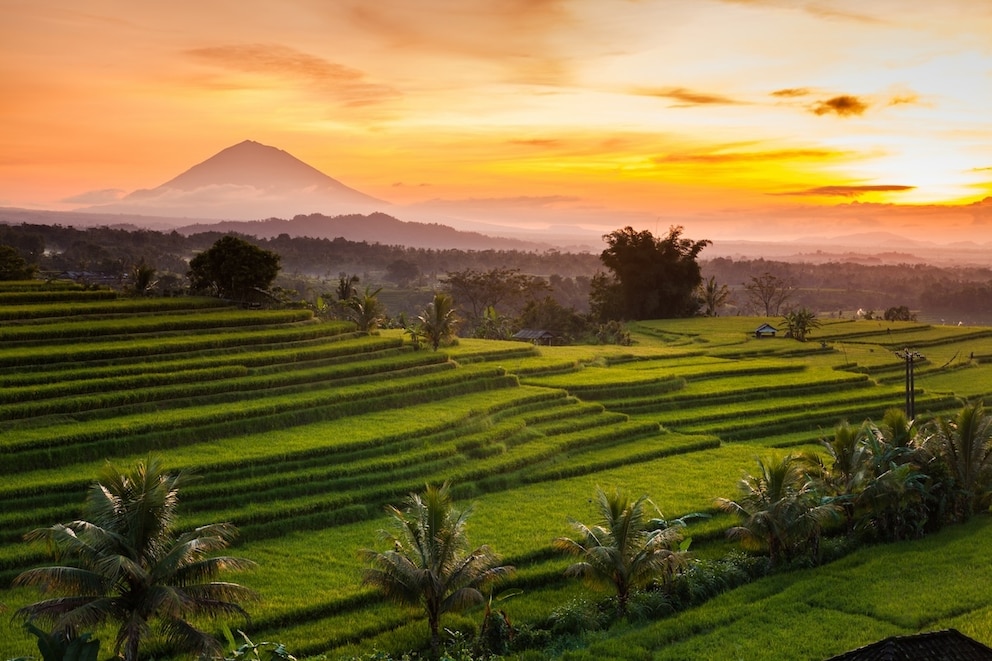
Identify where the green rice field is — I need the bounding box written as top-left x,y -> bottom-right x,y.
2,283 -> 992,659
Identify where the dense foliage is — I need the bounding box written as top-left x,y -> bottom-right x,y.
360,483 -> 514,657
592,226 -> 710,321
187,236 -> 281,301
14,458 -> 256,661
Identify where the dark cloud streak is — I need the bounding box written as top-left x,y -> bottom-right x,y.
636,87 -> 744,106
774,185 -> 915,197
811,95 -> 868,117
655,148 -> 840,164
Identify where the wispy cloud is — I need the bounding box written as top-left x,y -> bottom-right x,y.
509,138 -> 564,148
887,93 -> 919,106
655,148 -> 840,164
61,189 -> 126,204
771,88 -> 811,98
636,87 -> 744,106
343,1 -> 574,86
811,95 -> 868,117
774,185 -> 915,197
186,43 -> 398,106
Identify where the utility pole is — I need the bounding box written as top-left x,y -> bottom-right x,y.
895,348 -> 923,419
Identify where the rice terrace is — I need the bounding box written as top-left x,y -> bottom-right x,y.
4,281 -> 992,660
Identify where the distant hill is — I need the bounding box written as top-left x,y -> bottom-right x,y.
176,211 -> 552,251
80,140 -> 389,220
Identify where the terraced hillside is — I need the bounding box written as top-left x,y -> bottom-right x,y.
3,284 -> 992,659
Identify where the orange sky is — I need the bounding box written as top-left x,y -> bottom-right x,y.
2,0 -> 991,243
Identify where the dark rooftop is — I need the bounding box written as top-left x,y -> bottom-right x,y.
825,630 -> 992,661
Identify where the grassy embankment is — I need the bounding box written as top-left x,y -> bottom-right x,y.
1,284 -> 992,659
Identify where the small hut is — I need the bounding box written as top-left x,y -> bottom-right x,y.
512,329 -> 560,346
754,323 -> 778,338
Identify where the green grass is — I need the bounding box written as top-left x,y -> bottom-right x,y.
552,516 -> 992,661
5,302 -> 992,659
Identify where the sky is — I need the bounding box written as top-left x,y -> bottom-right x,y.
2,0 -> 991,244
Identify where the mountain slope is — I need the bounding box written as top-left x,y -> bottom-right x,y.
81,140 -> 388,219
176,212 -> 551,251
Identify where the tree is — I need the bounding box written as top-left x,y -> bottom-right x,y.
386,259 -> 421,288
553,488 -> 689,616
187,236 -> 280,301
698,276 -> 730,317
14,458 -> 256,661
416,292 -> 460,351
473,305 -> 514,340
743,272 -> 792,316
884,305 -> 915,322
334,273 -> 360,301
717,454 -> 838,566
518,296 -> 589,339
781,307 -> 821,342
442,268 -> 549,328
128,260 -> 157,296
0,244 -> 36,280
360,483 -> 514,657
594,226 -> 710,321
347,286 -> 385,332
925,400 -> 992,521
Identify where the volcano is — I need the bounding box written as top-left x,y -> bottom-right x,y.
81,140 -> 389,220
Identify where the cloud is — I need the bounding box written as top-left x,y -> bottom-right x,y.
888,95 -> 918,106
811,95 -> 869,117
342,1 -> 575,86
509,138 -> 564,148
415,195 -> 580,210
636,87 -> 744,106
774,185 -> 915,197
771,88 -> 811,98
186,43 -> 398,106
654,148 -> 840,164
61,189 -> 126,204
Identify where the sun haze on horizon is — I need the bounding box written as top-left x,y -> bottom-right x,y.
1,0 -> 990,243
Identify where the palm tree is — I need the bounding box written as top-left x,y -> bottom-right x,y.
806,421 -> 872,534
698,276 -> 730,317
717,454 -> 838,566
855,416 -> 939,540
781,307 -> 821,342
926,400 -> 992,521
417,292 -> 459,351
14,458 -> 256,661
347,286 -> 385,332
553,488 -> 689,616
360,483 -> 514,657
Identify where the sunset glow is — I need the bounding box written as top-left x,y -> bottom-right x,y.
2,0 -> 991,242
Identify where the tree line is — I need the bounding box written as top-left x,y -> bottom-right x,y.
5,221 -> 992,327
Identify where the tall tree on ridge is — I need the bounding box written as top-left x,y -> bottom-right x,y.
593,225 -> 710,321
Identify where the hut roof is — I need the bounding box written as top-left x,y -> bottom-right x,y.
825,630 -> 992,661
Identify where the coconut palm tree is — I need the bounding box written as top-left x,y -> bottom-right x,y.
347,286 -> 385,332
781,307 -> 821,342
417,292 -> 459,351
14,458 -> 256,661
698,276 -> 730,317
925,400 -> 992,521
804,421 -> 872,534
717,454 -> 838,566
553,488 -> 689,616
360,482 -> 513,657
